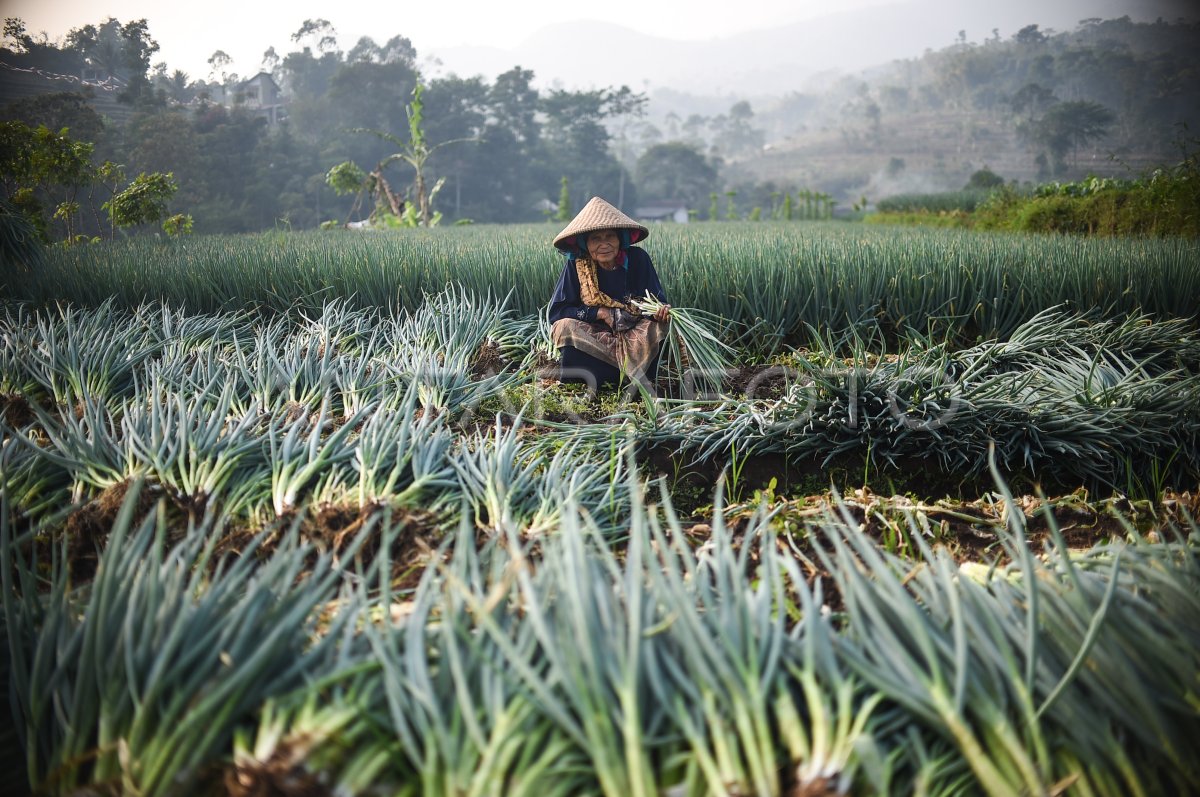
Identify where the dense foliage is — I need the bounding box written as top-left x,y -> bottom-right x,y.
0,119 -> 183,241
0,16 -> 657,232
870,139 -> 1200,237
973,150 -> 1200,236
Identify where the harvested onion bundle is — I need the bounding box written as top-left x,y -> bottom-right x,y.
636,291 -> 734,398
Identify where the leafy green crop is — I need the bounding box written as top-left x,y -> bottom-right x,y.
6,223 -> 1196,355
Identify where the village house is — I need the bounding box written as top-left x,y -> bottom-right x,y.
232,72 -> 286,125
635,203 -> 690,224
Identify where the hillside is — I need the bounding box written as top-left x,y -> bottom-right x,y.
720,16 -> 1200,202
733,109 -> 1167,201
428,0 -> 1195,94
0,65 -> 135,127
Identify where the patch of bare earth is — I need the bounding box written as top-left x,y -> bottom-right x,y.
223,739 -> 332,797
469,339 -> 506,378
1,392 -> 36,427
309,502 -> 442,589
60,479 -> 160,581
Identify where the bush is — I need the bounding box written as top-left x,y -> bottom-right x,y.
964,168 -> 1005,191
1012,195 -> 1089,234
103,172 -> 179,231
0,198 -> 46,274
900,138 -> 1200,238
995,168 -> 1197,237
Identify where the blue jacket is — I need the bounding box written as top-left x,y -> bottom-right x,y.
548,246 -> 669,324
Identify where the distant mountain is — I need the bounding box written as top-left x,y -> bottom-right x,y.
426,0 -> 1195,93
428,23 -> 723,92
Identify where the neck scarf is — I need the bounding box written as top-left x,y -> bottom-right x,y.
575,258 -> 638,313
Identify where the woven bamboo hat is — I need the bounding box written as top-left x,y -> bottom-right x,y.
552,196 -> 649,253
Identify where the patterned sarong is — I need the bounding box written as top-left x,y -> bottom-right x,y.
551,317 -> 668,384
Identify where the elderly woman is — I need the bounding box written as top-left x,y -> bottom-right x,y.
549,197 -> 671,389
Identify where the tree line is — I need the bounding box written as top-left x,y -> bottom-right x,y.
767,17 -> 1199,180
2,14 -> 1198,240
2,16 -> 741,238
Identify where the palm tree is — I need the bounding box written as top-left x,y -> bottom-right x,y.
165,70 -> 191,104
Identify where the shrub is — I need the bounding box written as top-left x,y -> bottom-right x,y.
0,198 -> 45,273
1013,195 -> 1090,234
964,167 -> 1005,190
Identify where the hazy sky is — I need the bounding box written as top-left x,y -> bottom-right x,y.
4,0 -> 1190,89
6,0 -> 898,79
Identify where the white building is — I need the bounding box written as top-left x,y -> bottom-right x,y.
636,203 -> 690,224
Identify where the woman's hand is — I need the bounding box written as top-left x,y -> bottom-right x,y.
653,305 -> 671,322
597,307 -> 614,328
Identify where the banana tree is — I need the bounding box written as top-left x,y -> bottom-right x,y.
347,82 -> 474,227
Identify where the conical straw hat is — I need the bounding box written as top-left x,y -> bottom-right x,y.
553,196 -> 649,252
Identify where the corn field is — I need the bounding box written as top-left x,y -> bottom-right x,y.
3,223 -> 1200,795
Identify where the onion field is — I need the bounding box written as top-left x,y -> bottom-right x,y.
2,223 -> 1199,796
10,222 -> 1199,349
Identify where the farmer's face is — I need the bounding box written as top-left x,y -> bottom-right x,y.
587,229 -> 620,266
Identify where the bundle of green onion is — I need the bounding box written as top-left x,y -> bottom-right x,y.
636,291 -> 733,398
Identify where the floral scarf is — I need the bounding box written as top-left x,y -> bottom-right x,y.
575,258 -> 638,314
